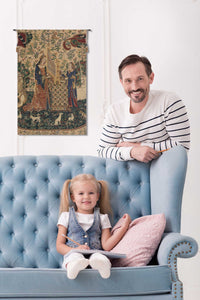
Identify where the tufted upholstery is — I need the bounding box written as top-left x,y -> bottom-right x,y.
0,146 -> 198,299
0,155 -> 151,269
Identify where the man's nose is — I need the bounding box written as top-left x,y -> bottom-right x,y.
130,81 -> 138,91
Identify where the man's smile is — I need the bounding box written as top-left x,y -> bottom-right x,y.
129,89 -> 144,96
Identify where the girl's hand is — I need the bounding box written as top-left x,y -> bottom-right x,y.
76,244 -> 90,251
121,213 -> 132,230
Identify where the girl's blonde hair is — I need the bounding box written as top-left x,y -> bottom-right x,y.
59,174 -> 112,215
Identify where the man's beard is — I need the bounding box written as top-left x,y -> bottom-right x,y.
128,88 -> 147,103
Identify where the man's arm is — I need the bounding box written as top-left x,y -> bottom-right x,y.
140,99 -> 190,152
117,98 -> 190,157
116,141 -> 160,163
97,123 -> 133,161
98,129 -> 159,162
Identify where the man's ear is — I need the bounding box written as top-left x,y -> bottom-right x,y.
149,72 -> 154,84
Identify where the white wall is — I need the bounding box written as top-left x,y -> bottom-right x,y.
3,0 -> 105,156
0,0 -> 200,299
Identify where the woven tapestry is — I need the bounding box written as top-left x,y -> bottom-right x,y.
17,30 -> 88,135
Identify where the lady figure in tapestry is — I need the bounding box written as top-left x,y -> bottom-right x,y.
67,62 -> 78,108
23,54 -> 51,111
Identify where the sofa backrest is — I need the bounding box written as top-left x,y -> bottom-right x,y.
0,146 -> 187,268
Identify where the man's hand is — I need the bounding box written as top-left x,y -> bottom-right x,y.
130,145 -> 159,163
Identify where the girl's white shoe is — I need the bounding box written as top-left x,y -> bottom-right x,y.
89,253 -> 111,279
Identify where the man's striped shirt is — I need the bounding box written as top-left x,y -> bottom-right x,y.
97,90 -> 190,161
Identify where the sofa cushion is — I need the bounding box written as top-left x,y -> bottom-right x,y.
0,266 -> 171,298
110,214 -> 166,267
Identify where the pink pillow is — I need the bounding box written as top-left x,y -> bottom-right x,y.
110,214 -> 166,267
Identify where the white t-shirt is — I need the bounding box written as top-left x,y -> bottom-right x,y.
57,211 -> 111,232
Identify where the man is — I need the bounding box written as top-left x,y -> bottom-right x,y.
97,54 -> 190,162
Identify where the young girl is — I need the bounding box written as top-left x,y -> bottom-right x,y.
56,174 -> 131,279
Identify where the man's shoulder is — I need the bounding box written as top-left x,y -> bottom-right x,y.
150,90 -> 181,106
150,89 -> 180,99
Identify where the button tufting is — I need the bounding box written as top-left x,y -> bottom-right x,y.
34,163 -> 38,167
11,164 -> 15,168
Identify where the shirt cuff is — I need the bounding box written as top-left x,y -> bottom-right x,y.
119,147 -> 134,161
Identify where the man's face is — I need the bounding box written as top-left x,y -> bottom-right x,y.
120,62 -> 154,104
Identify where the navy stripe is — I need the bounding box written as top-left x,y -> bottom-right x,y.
169,133 -> 190,138
164,99 -> 182,113
103,126 -> 121,135
168,105 -> 185,115
123,127 -> 166,140
167,126 -> 190,132
106,114 -> 164,130
141,132 -> 169,142
100,139 -> 117,145
122,120 -> 166,135
165,112 -> 187,123
166,119 -> 189,127
102,132 -> 121,140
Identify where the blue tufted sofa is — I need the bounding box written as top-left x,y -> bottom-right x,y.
0,146 -> 198,299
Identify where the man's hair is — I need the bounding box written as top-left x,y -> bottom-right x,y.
118,54 -> 153,79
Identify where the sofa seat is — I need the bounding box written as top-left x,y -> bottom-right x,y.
0,148 -> 198,299
0,265 -> 171,299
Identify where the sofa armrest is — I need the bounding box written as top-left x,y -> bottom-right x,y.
157,232 -> 198,298
157,232 -> 198,278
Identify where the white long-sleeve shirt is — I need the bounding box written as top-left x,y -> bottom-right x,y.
97,90 -> 190,161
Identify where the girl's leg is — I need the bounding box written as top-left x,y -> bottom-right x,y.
89,253 -> 111,279
63,252 -> 89,279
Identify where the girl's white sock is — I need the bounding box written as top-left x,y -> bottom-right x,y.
66,257 -> 89,279
89,253 -> 111,279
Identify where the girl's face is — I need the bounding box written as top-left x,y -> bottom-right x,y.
71,181 -> 99,214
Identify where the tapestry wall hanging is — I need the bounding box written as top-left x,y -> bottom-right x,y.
17,30 -> 88,135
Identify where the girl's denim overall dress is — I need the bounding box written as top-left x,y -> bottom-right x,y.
66,206 -> 102,250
